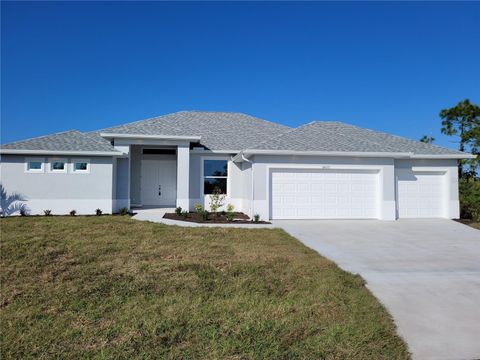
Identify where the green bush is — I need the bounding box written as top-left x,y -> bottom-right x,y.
119,207 -> 129,216
459,179 -> 480,221
175,207 -> 182,216
226,203 -> 235,222
194,203 -> 203,214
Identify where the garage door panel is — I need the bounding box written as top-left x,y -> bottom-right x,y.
396,170 -> 445,218
271,169 -> 379,219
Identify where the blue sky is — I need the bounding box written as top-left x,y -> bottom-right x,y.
2,1 -> 479,150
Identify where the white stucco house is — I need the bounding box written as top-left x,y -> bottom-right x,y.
0,111 -> 475,220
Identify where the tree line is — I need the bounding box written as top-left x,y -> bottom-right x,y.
420,99 -> 479,180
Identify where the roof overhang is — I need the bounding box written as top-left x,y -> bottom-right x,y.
190,148 -> 239,154
100,133 -> 201,142
0,149 -> 124,156
232,149 -> 476,162
410,154 -> 477,159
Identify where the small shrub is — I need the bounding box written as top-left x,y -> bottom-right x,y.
44,209 -> 52,216
119,207 -> 129,216
253,214 -> 260,223
226,203 -> 235,222
69,210 -> 77,216
175,207 -> 183,216
209,187 -> 225,218
194,203 -> 204,214
96,208 -> 102,216
201,210 -> 209,221
181,210 -> 189,218
19,205 -> 29,217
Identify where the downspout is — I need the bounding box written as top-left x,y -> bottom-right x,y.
241,153 -> 255,218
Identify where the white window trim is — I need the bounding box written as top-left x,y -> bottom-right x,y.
71,158 -> 91,174
200,156 -> 230,197
48,157 -> 68,173
24,157 -> 45,173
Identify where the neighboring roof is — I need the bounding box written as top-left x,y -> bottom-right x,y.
249,121 -> 468,156
99,111 -> 291,151
0,130 -> 121,155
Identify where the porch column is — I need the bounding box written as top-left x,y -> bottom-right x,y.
176,144 -> 190,209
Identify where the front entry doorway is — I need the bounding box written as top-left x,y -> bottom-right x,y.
141,155 -> 177,206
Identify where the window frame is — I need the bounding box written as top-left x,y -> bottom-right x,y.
71,158 -> 90,174
48,158 -> 68,173
24,157 -> 45,173
201,157 -> 230,196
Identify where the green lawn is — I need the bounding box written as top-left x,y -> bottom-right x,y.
1,217 -> 408,359
470,222 -> 480,230
456,219 -> 480,230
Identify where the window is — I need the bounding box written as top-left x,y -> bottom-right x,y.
203,159 -> 228,194
75,162 -> 88,171
25,158 -> 44,173
48,158 -> 67,173
52,161 -> 65,170
29,161 -> 42,170
72,159 -> 90,173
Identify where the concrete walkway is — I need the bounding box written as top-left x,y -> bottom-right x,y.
132,207 -> 275,228
274,219 -> 480,360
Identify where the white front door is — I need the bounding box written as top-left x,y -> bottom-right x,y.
396,170 -> 446,218
141,158 -> 177,206
270,169 -> 379,219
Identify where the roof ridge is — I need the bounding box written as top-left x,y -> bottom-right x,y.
248,120 -> 347,150
95,111 -> 186,133
250,120 -> 398,152
108,111 -> 289,130
1,129 -> 81,146
317,122 -> 402,152
336,122 -> 464,154
228,111 -> 291,129
250,122 -> 303,149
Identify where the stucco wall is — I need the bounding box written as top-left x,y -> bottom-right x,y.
0,151 -> 460,220
188,153 -> 245,212
240,161 -> 252,216
0,154 -> 114,215
250,155 -> 396,221
129,146 -> 142,206
247,155 -> 459,221
115,157 -> 130,212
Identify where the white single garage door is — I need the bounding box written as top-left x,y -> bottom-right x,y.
396,170 -> 446,218
270,169 -> 379,219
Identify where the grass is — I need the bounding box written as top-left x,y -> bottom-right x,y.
0,217 -> 408,359
456,219 -> 480,230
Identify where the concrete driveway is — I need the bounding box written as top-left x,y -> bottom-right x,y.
274,219 -> 480,360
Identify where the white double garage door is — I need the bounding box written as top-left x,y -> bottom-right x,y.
270,168 -> 446,219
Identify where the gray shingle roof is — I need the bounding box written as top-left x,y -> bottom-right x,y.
252,121 -> 465,155
1,130 -> 118,153
99,111 -> 291,151
1,112 -> 467,157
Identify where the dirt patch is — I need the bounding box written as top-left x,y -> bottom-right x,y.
163,212 -> 271,224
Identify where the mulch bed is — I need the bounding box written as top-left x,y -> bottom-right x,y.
454,218 -> 478,226
163,212 -> 271,224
